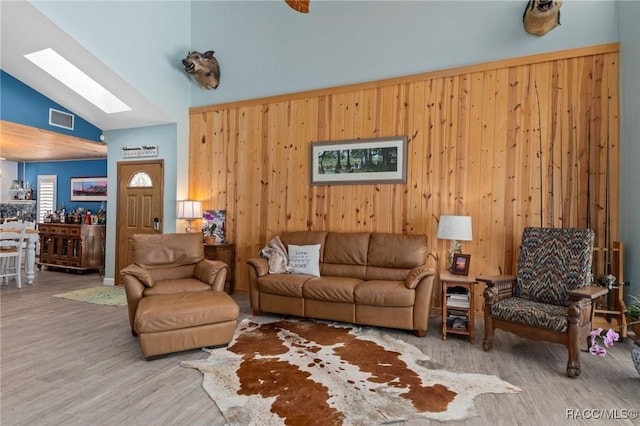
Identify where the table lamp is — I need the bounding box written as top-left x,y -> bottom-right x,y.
437,215 -> 473,271
177,200 -> 202,233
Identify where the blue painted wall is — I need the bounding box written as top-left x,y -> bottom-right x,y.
1,69 -> 102,141
24,160 -> 107,213
1,69 -> 107,214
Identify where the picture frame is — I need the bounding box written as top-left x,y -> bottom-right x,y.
310,136 -> 407,185
70,177 -> 107,201
451,254 -> 471,275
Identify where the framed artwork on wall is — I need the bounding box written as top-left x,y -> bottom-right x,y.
310,136 -> 407,185
70,177 -> 107,201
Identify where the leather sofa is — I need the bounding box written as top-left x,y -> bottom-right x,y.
247,231 -> 436,336
121,233 -> 239,358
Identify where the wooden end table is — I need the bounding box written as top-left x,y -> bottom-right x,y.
441,270 -> 478,343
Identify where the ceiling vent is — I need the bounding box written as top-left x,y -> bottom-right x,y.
49,108 -> 74,130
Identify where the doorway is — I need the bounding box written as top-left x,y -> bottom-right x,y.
115,160 -> 164,285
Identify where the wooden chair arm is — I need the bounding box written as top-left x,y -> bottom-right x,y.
568,285 -> 608,300
478,275 -> 517,304
476,275 -> 516,287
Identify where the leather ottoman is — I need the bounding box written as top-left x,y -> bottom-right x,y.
133,291 -> 239,359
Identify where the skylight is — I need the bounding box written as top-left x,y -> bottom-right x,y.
24,48 -> 131,114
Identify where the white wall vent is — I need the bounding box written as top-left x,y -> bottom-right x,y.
49,108 -> 74,130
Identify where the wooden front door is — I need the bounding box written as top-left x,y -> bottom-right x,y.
115,160 -> 164,285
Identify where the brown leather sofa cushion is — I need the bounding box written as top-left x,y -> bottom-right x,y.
322,232 -> 369,278
354,280 -> 416,307
143,278 -> 212,296
367,233 -> 428,268
302,276 -> 363,303
131,233 -> 204,269
134,292 -> 239,334
257,274 -> 313,298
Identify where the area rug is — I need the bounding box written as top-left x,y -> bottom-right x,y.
52,286 -> 126,307
181,319 -> 521,425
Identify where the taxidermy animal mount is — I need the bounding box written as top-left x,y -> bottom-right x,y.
182,51 -> 220,89
523,0 -> 562,36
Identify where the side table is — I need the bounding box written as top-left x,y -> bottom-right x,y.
203,242 -> 235,294
441,270 -> 478,343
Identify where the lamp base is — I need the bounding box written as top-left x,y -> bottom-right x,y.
184,219 -> 198,233
447,240 -> 462,272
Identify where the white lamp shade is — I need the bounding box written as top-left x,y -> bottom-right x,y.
177,200 -> 202,219
437,215 -> 473,241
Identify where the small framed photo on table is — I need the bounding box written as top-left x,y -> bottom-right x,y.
451,254 -> 471,275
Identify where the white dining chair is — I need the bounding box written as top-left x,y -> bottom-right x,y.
0,227 -> 27,288
0,220 -> 33,267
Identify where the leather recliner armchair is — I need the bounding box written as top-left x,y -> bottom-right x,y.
121,232 -> 239,358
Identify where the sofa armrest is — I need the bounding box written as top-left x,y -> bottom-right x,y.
247,257 -> 269,314
411,267 -> 437,336
194,259 -> 228,291
405,264 -> 436,289
121,267 -> 146,330
247,257 -> 269,277
121,263 -> 155,287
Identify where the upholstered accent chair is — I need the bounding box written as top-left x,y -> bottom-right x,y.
479,227 -> 607,377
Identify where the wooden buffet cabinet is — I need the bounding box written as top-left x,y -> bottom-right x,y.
37,223 -> 105,273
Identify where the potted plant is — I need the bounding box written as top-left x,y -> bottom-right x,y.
204,223 -> 217,245
626,295 -> 640,336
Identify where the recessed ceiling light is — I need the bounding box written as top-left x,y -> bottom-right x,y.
24,48 -> 131,114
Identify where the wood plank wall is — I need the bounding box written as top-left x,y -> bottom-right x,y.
189,43 -> 620,299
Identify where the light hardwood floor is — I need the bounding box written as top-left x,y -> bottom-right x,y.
1,270 -> 638,426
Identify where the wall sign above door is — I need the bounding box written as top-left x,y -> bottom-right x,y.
121,145 -> 158,158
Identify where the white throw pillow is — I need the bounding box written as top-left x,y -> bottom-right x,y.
287,244 -> 321,277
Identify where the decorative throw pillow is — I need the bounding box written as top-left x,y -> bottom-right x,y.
288,244 -> 321,277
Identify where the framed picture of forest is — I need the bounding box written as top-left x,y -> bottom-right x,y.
310,136 -> 407,185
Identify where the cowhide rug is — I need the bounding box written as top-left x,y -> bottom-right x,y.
181,319 -> 521,425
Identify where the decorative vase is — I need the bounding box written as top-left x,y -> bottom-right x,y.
631,347 -> 640,376
204,235 -> 216,245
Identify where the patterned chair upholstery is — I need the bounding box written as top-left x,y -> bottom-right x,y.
479,227 -> 607,377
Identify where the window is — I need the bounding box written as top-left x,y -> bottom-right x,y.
37,175 -> 57,223
128,172 -> 152,187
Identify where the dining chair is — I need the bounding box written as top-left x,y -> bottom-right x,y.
0,220 -> 33,268
0,227 -> 27,288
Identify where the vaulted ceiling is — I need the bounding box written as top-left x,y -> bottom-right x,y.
0,2 -> 171,162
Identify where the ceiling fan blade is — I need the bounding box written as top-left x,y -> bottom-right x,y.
285,0 -> 310,14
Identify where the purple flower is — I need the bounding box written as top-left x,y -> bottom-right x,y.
603,329 -> 619,347
589,327 -> 619,357
589,344 -> 607,357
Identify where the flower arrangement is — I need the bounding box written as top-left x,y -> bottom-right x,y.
589,295 -> 640,357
